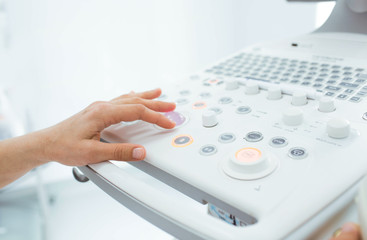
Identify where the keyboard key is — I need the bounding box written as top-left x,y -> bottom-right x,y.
356,79 -> 366,83
344,89 -> 354,94
349,96 -> 362,102
339,82 -> 359,88
325,92 -> 335,97
325,86 -> 341,91
330,75 -> 340,79
313,83 -> 323,88
342,77 -> 353,81
337,94 -> 348,100
357,91 -> 367,97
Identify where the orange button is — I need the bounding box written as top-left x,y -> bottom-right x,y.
208,79 -> 219,84
172,135 -> 194,148
235,148 -> 262,163
192,101 -> 207,110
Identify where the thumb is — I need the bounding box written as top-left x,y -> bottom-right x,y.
330,222 -> 361,240
93,142 -> 146,162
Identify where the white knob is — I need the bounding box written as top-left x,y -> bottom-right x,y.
222,147 -> 278,180
327,118 -> 350,139
245,82 -> 259,95
291,91 -> 308,106
225,79 -> 239,90
282,107 -> 303,126
318,97 -> 335,113
202,110 -> 218,127
267,87 -> 282,100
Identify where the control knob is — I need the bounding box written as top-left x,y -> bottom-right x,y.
202,110 -> 218,127
327,118 -> 350,139
245,82 -> 259,95
267,87 -> 282,100
292,91 -> 308,106
225,79 -> 239,90
318,97 -> 335,113
282,107 -> 303,126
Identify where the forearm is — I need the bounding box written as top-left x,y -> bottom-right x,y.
0,130 -> 50,188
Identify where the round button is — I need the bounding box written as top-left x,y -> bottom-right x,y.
200,92 -> 212,98
209,79 -> 219,84
291,91 -> 308,106
267,87 -> 282,100
245,82 -> 259,95
163,111 -> 187,128
236,148 -> 262,163
179,90 -> 191,96
269,137 -> 288,148
208,107 -> 222,115
202,110 -> 218,127
288,147 -> 307,159
199,144 -> 217,156
219,97 -> 233,104
176,98 -> 189,105
318,97 -> 335,113
363,112 -> 367,121
192,101 -> 207,109
225,79 -> 239,90
218,133 -> 236,143
236,106 -> 252,114
282,107 -> 304,126
244,131 -> 263,142
222,147 -> 278,180
326,118 -> 350,139
157,94 -> 168,100
172,135 -> 194,147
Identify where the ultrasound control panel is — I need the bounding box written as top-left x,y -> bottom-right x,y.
93,32 -> 367,240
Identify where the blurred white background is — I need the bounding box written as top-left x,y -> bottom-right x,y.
0,0 -> 334,239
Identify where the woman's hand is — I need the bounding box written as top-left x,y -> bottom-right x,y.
0,88 -> 176,188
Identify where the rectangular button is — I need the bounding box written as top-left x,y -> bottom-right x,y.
325,86 -> 341,91
339,82 -> 359,88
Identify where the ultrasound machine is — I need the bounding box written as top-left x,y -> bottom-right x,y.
74,0 -> 367,239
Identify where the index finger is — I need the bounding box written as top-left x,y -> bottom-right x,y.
103,104 -> 176,129
111,88 -> 162,102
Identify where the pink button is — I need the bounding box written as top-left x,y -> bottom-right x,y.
235,148 -> 262,163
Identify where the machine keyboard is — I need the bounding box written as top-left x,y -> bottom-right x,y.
205,52 -> 367,103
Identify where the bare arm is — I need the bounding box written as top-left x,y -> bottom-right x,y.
0,88 -> 176,188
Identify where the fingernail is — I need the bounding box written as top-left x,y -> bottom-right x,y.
332,228 -> 342,238
132,148 -> 145,160
341,223 -> 357,233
